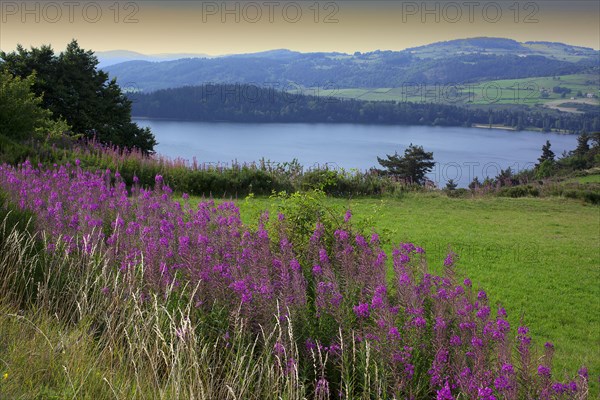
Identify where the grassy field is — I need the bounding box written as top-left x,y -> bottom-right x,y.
569,174 -> 600,184
192,194 -> 600,384
314,73 -> 600,107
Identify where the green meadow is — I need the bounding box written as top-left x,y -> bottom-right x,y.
315,73 -> 600,107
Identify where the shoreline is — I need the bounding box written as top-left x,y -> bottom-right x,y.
132,117 -> 578,135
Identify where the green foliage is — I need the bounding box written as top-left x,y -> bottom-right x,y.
536,159 -> 556,179
544,183 -> 600,204
0,71 -> 55,140
574,133 -> 591,157
269,190 -> 343,254
446,188 -> 469,198
1,41 -> 156,153
0,135 -> 36,165
497,185 -> 540,198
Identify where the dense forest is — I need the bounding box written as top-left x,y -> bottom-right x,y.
131,84 -> 600,133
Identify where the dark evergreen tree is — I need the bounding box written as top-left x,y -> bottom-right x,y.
495,167 -> 515,187
468,176 -> 481,190
377,144 -> 435,185
445,179 -> 458,191
574,133 -> 590,157
537,140 -> 555,166
0,40 -> 156,153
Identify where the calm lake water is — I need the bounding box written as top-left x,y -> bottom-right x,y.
133,119 -> 578,188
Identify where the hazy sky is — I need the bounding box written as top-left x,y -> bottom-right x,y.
1,1 -> 599,54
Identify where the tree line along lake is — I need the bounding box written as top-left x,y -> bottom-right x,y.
133,119 -> 579,188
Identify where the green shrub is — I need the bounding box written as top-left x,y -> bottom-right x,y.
498,185 -> 540,198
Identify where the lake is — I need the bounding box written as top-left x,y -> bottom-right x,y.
133,119 -> 579,188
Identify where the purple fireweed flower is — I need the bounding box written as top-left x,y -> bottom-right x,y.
370,233 -> 379,243
334,229 -> 349,241
471,336 -> 484,348
396,252 -> 410,265
344,209 -> 352,222
459,322 -> 476,331
577,367 -> 588,379
517,326 -> 529,336
537,365 -> 551,377
319,248 -> 329,264
502,363 -> 515,374
355,234 -> 367,247
477,290 -> 487,300
477,387 -> 496,400
401,243 -> 416,253
405,363 -> 415,379
443,254 -> 454,267
315,378 -> 329,397
364,333 -> 380,342
552,383 -> 566,394
434,317 -> 447,331
436,382 -> 454,400
494,376 -> 511,391
544,341 -> 554,349
312,265 -> 322,275
398,272 -> 411,286
371,295 -> 384,309
310,223 -> 324,242
496,318 -> 510,332
388,327 -> 401,340
290,259 -> 301,272
353,303 -> 370,318
476,306 -> 490,320
328,343 -> 341,356
285,358 -> 297,374
464,278 -> 472,287
273,341 -> 285,355
450,335 -> 462,346
412,316 -> 426,329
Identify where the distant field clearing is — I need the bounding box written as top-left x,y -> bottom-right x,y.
544,98 -> 599,114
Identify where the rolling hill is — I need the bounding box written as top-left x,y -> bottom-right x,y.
103,37 -> 599,93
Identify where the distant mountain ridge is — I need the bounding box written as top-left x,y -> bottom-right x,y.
96,50 -> 214,68
103,37 -> 599,92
